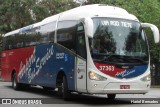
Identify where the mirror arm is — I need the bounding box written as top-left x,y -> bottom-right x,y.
81,17 -> 94,38
141,23 -> 159,43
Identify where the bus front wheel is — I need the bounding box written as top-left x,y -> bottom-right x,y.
57,76 -> 71,100
62,76 -> 71,100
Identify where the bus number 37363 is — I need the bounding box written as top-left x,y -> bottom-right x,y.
99,65 -> 114,72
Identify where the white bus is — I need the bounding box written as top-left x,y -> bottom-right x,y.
1,4 -> 159,100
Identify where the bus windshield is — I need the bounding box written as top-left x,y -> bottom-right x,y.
89,18 -> 149,64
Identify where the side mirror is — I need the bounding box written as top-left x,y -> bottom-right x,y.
81,17 -> 94,38
141,23 -> 159,43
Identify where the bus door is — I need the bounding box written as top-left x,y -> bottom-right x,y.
76,22 -> 87,92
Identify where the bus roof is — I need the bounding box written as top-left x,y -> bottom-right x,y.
4,4 -> 138,37
42,4 -> 138,23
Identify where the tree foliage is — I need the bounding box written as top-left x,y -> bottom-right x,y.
0,0 -> 77,33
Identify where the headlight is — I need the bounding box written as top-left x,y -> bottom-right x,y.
141,74 -> 151,81
89,71 -> 107,81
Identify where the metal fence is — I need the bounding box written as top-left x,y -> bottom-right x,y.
151,63 -> 160,85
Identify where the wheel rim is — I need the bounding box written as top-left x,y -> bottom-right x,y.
62,83 -> 64,94
57,80 -> 63,96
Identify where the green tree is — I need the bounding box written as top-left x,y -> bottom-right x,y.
0,0 -> 77,34
0,0 -> 36,33
38,0 -> 77,14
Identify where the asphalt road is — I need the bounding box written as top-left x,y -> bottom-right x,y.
0,82 -> 160,107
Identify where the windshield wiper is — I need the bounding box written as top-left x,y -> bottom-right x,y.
100,54 -> 121,62
92,53 -> 148,64
126,57 -> 148,63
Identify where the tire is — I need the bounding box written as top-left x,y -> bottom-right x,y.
43,86 -> 55,90
107,94 -> 116,99
62,76 -> 71,100
12,73 -> 20,90
57,76 -> 71,100
57,82 -> 63,96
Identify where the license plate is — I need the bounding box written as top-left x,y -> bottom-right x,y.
120,85 -> 130,89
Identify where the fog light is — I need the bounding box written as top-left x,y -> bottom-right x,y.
94,84 -> 97,87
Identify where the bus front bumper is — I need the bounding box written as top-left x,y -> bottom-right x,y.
87,81 -> 150,94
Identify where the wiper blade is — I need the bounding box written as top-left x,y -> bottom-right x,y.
127,57 -> 148,63
92,53 -> 148,64
100,54 -> 119,62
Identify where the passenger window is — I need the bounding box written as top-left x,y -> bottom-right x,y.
57,21 -> 77,52
38,22 -> 56,43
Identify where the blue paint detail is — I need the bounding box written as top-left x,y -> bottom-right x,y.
19,25 -> 33,33
19,43 -> 75,91
64,54 -> 68,62
93,49 -> 98,54
115,65 -> 148,79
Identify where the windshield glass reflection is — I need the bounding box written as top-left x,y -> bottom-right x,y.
89,18 -> 149,64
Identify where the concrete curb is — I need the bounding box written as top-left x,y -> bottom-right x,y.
151,85 -> 160,88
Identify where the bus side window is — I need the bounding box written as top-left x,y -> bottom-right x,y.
38,21 -> 56,43
57,21 -> 77,52
76,23 -> 86,59
2,37 -> 6,50
6,35 -> 16,50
